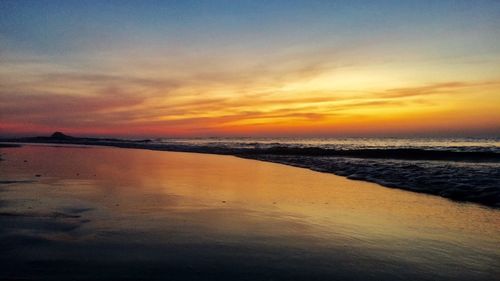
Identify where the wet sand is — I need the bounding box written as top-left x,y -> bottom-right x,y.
3,135 -> 499,207
1,145 -> 499,280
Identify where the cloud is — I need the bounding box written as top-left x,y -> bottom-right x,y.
380,81 -> 500,98
1,50 -> 500,137
0,89 -> 145,125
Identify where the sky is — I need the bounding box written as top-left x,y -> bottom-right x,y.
1,0 -> 500,138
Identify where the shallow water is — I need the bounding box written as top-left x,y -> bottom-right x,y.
0,145 -> 499,281
148,137 -> 500,207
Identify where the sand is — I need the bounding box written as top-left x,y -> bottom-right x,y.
0,144 -> 499,281
3,135 -> 499,207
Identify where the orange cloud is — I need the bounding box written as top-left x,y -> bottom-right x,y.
1,52 -> 500,137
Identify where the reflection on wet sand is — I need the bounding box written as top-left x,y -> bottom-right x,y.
0,145 -> 499,281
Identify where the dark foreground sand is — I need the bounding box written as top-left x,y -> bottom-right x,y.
0,145 -> 499,281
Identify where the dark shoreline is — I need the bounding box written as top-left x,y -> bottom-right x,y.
2,135 -> 500,161
1,135 -> 499,208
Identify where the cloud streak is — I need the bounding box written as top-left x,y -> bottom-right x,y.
1,50 -> 500,137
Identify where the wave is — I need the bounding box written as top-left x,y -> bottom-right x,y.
238,146 -> 500,162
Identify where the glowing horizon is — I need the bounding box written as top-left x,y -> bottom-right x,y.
1,1 -> 500,138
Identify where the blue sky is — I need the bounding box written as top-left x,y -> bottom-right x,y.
2,0 -> 499,57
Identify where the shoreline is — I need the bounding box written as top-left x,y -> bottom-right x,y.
1,138 -> 499,209
2,144 -> 498,281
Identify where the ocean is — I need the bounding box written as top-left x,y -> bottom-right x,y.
154,137 -> 500,152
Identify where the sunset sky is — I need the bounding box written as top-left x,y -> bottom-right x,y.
1,0 -> 499,137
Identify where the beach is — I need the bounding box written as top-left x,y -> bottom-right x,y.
2,1 -> 500,280
1,144 -> 499,280
3,134 -> 499,208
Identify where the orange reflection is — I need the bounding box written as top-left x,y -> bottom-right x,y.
1,145 -> 499,277
3,145 -> 499,241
